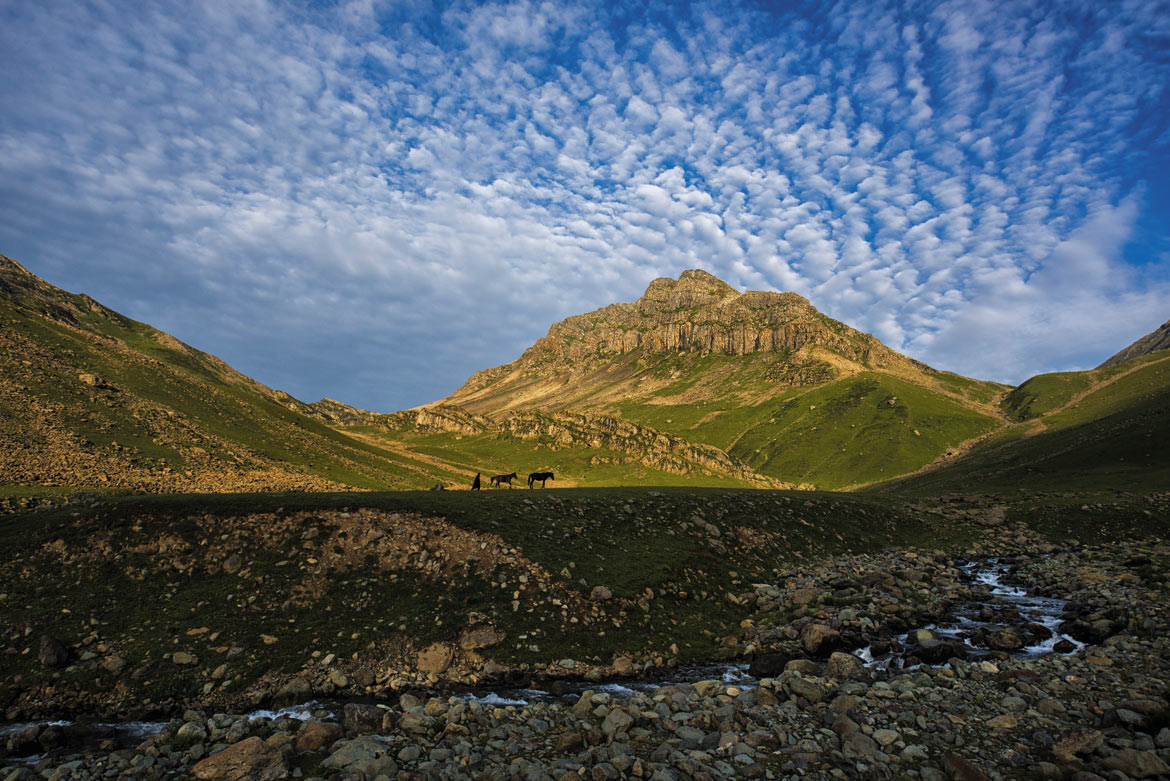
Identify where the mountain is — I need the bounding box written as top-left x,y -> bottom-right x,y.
364,270 -> 1010,490
0,254 -> 464,494
1098,317 -> 1170,368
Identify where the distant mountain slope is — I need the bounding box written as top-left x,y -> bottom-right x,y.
1098,317 -> 1170,368
0,254 -> 460,493
878,351 -> 1170,494
417,270 -> 1008,489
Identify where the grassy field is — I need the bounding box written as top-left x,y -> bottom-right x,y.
3,484 -> 1167,717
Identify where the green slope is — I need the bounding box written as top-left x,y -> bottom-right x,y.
880,353 -> 1170,494
609,371 -> 1002,489
1,255 -> 458,492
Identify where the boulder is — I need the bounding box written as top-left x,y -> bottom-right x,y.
295,721 -> 343,752
601,708 -> 634,741
416,642 -> 454,674
38,635 -> 70,668
986,628 -> 1024,651
323,736 -> 398,778
800,624 -> 841,657
943,752 -> 989,781
273,677 -> 312,707
824,651 -> 869,681
342,703 -> 383,735
1052,728 -> 1103,766
747,652 -> 788,677
191,737 -> 287,780
1102,749 -> 1170,778
459,626 -> 506,651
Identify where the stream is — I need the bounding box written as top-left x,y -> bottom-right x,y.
0,556 -> 1086,766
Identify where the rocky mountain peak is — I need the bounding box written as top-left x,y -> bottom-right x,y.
640,269 -> 739,310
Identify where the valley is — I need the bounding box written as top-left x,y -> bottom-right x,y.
2,259 -> 1169,779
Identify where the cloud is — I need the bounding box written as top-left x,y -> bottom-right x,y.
0,0 -> 1167,410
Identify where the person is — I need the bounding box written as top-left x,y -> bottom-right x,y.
472,472 -> 481,490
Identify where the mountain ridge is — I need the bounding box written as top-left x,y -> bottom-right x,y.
1098,317 -> 1170,369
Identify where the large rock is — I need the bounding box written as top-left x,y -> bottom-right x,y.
294,721 -> 343,752
907,638 -> 967,664
986,627 -> 1024,651
416,642 -> 454,674
943,752 -> 989,781
1102,749 -> 1170,778
787,676 -> 826,703
1052,728 -> 1103,766
824,651 -> 869,681
800,624 -> 841,657
191,737 -> 287,780
747,652 -> 788,677
273,677 -> 312,707
601,708 -> 634,741
38,635 -> 70,668
323,736 -> 398,778
459,626 -> 506,651
342,703 -> 383,735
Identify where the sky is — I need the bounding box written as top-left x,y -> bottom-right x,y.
2,0 -> 1169,413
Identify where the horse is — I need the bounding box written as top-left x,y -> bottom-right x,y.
490,472 -> 518,488
527,471 -> 554,488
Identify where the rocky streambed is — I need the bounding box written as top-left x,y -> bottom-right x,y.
3,539 -> 1170,780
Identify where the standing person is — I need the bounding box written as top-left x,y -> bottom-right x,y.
471,472 -> 481,490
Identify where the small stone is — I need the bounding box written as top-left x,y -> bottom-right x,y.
172,651 -> 198,665
872,729 -> 899,747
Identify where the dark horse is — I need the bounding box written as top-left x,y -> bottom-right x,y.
528,471 -> 554,488
490,472 -> 518,488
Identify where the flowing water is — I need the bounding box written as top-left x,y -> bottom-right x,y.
0,557 -> 1083,766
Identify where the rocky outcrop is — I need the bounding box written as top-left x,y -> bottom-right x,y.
307,397 -> 385,426
498,409 -> 786,486
453,270 -> 911,400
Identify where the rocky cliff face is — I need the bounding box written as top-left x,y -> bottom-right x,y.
453,269 -> 915,401
1098,318 -> 1170,368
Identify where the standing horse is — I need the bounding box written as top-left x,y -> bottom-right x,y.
527,471 -> 554,488
490,472 -> 518,488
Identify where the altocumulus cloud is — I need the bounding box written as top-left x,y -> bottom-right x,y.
1,0 -> 1169,410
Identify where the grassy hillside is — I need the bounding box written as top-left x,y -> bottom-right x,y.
0,255 -> 458,493
879,353 -> 1170,494
609,371 -> 1002,489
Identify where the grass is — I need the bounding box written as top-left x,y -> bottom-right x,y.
0,486 -> 975,710
881,355 -> 1170,495
1,299 -> 457,491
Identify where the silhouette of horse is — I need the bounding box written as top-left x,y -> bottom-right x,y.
490,472 -> 518,488
528,471 -> 554,488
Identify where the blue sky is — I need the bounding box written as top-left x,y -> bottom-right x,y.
2,0 -> 1168,412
